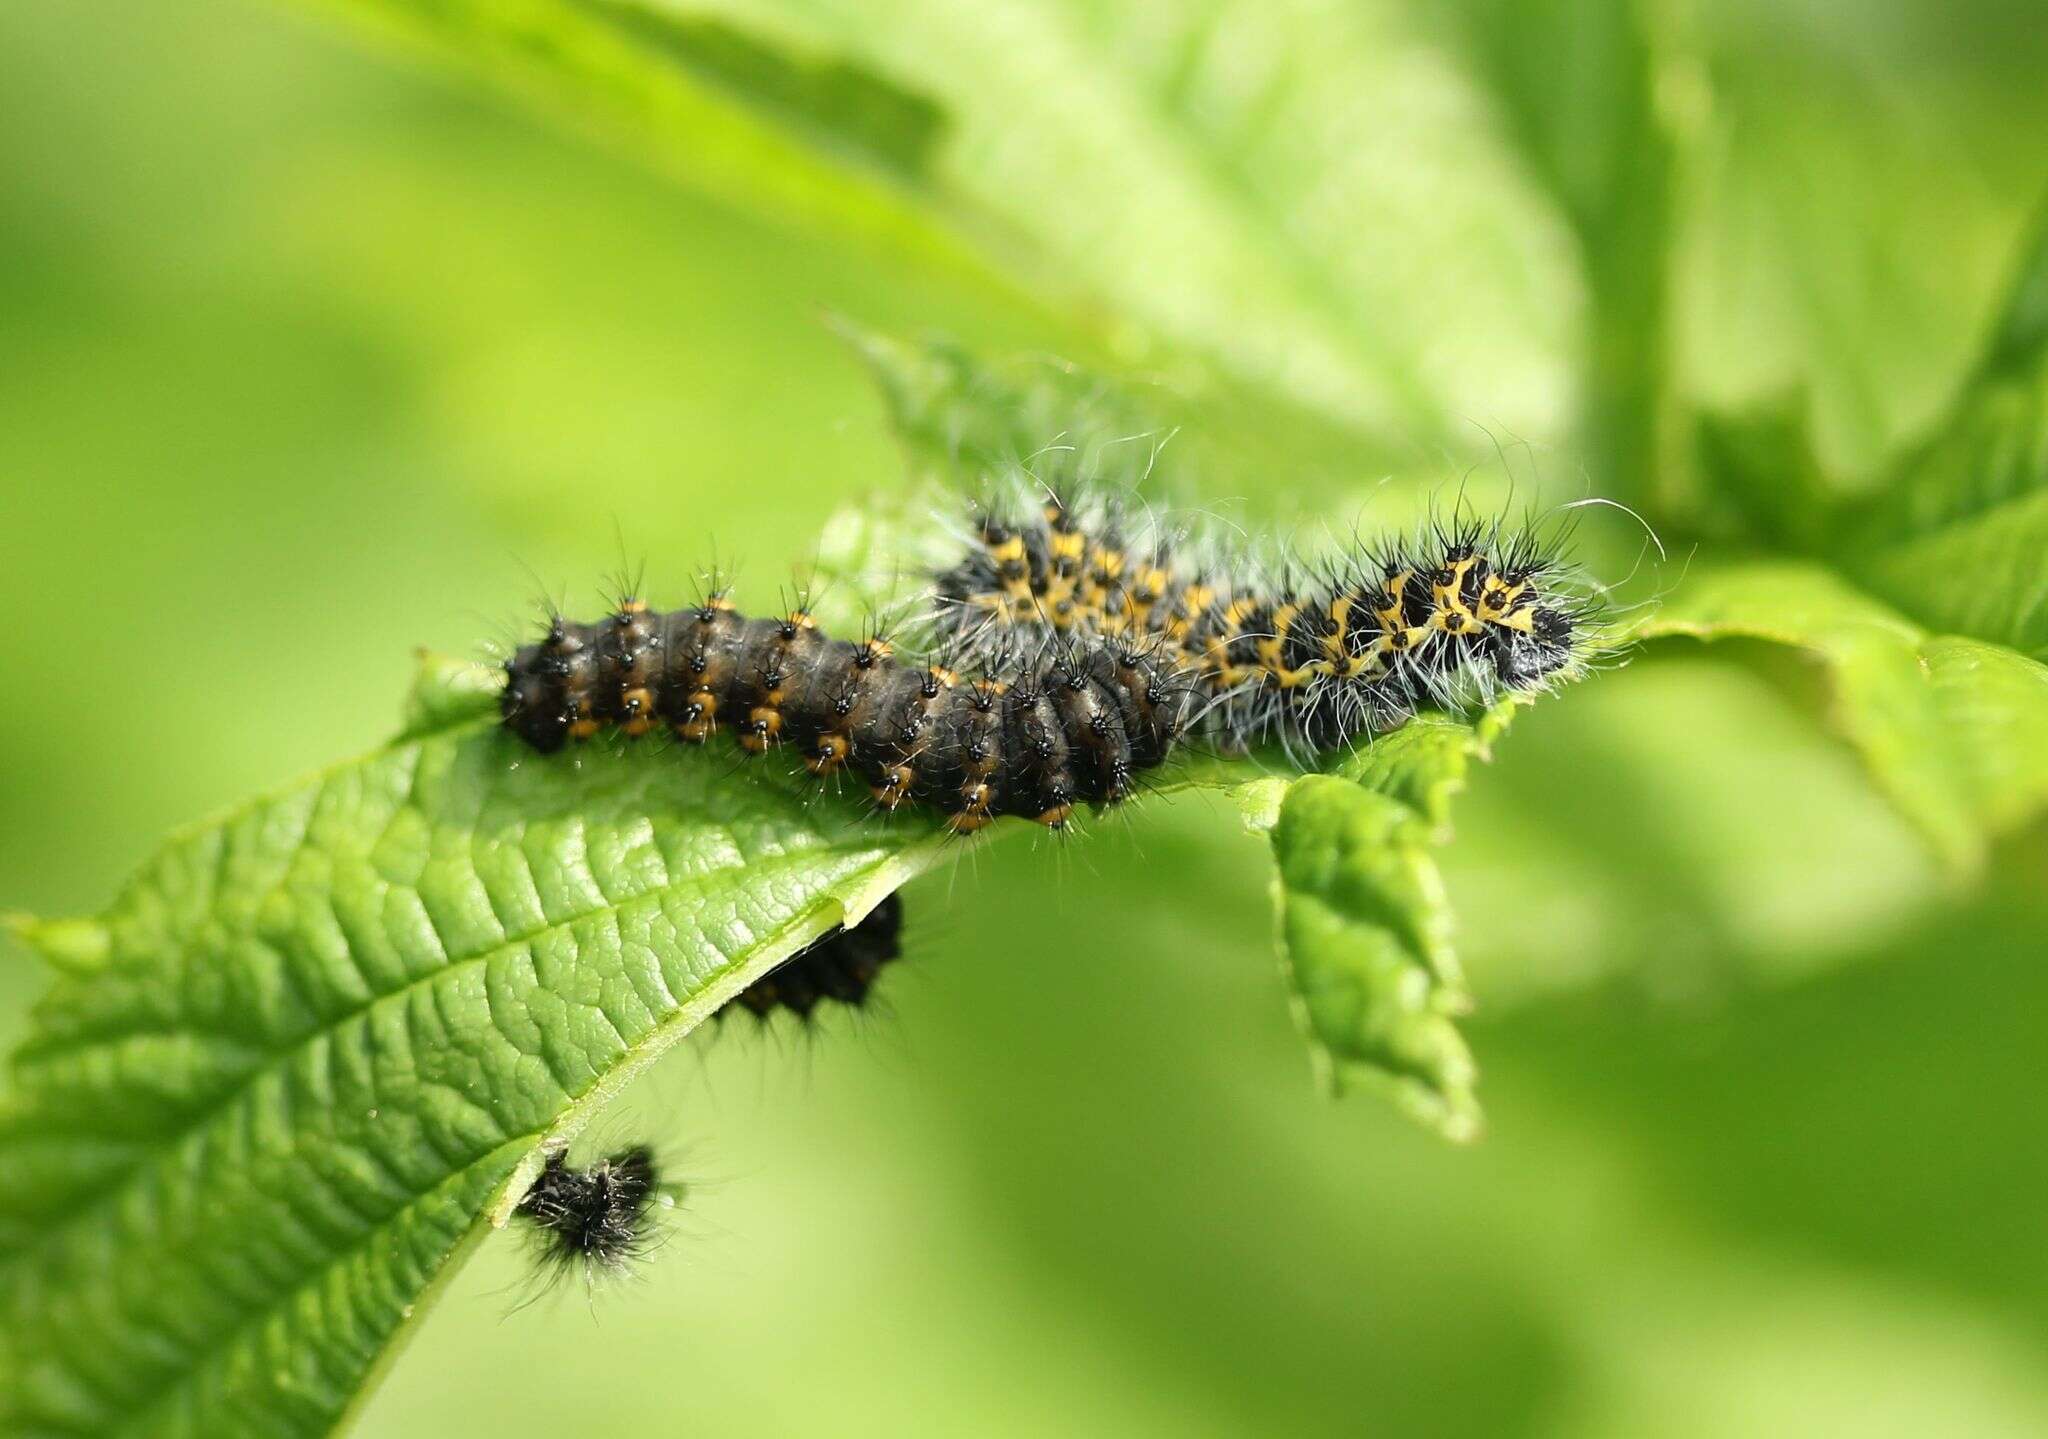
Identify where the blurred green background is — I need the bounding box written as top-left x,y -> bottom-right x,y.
5,1 -> 2047,1434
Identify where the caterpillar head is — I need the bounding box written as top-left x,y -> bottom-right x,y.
502,654 -> 571,753
1491,605 -> 1576,688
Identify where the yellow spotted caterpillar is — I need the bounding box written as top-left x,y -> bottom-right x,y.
498,485 -> 1597,829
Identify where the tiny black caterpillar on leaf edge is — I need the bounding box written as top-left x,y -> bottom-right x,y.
512,901 -> 905,1281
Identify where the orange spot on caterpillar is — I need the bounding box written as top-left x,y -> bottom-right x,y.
806,732 -> 851,774
620,687 -> 655,736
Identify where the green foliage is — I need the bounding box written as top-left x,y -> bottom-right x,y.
1645,562 -> 2048,874
1657,216 -> 2048,870
1260,701 -> 1524,1144
0,663 -> 954,1436
4,0 -> 2047,1434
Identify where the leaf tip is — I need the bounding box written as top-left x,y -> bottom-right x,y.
1326,1054 -> 1485,1144
5,914 -> 111,975
400,650 -> 500,736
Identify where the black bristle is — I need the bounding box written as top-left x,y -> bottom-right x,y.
514,1145 -> 665,1279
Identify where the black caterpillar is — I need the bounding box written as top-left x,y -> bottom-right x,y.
514,1145 -> 667,1279
725,893 -> 903,1022
499,485 -> 1596,828
931,489 -> 1590,755
511,899 -> 904,1284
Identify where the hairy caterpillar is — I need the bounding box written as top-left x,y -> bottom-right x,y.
932,489 -> 1590,756
514,1145 -> 671,1279
726,892 -> 904,1022
510,898 -> 903,1288
498,484 -> 1598,827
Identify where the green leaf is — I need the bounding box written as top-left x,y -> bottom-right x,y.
840,325 -> 1395,509
1970,198 -> 2048,391
1662,210 -> 2048,866
567,0 -> 948,181
1643,561 -> 2048,874
1257,697 -> 1522,1144
306,0 -> 1005,285
1267,776 -> 1476,1141
1335,696 -> 1527,833
1847,386 -> 2048,660
0,657 -> 957,1437
1837,206 -> 2048,660
1675,4 -> 2048,478
1439,0 -> 1678,501
1690,389 -> 1833,550
1258,709 -> 1523,1146
301,0 -> 1583,466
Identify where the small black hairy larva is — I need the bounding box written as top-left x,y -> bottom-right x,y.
725,893 -> 904,1022
514,1145 -> 665,1279
511,899 -> 905,1285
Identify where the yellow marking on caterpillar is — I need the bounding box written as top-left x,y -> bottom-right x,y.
1124,566 -> 1170,626
1254,603 -> 1300,670
741,706 -> 783,752
1251,603 -> 1335,686
1201,634 -> 1238,676
1322,596 -> 1355,658
1429,563 -> 1487,636
1375,571 -> 1413,629
871,765 -> 915,809
619,687 -> 655,737
1078,544 -> 1126,615
954,780 -> 994,820
1270,659 -> 1334,688
676,690 -> 718,742
1477,577 -> 1528,620
806,732 -> 850,774
1087,544 -> 1125,580
1431,556 -> 1481,627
